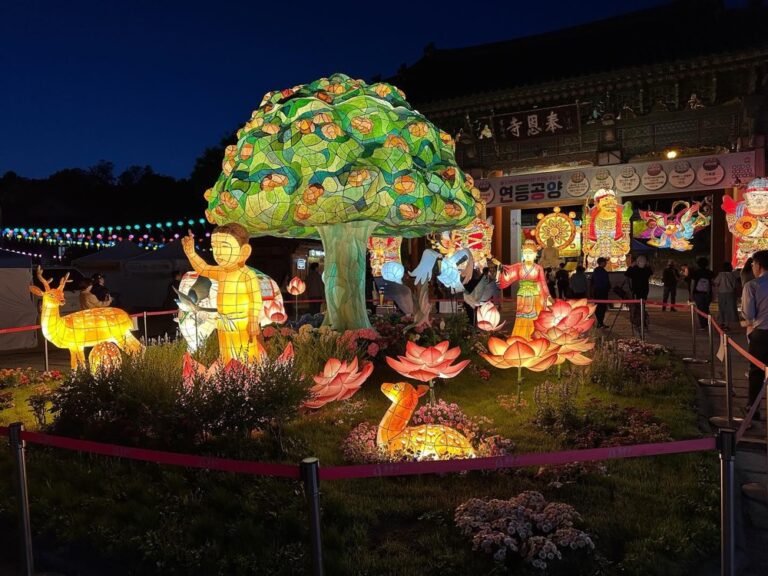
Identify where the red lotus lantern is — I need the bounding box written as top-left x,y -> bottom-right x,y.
287,276 -> 306,321
304,357 -> 374,409
287,276 -> 306,296
386,340 -> 469,404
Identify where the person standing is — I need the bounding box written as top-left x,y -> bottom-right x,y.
742,250 -> 768,421
306,262 -> 324,315
590,257 -> 610,328
570,265 -> 588,299
555,263 -> 570,299
741,257 -> 755,288
545,267 -> 556,297
661,261 -> 680,311
714,262 -> 739,331
689,257 -> 714,330
624,255 -> 653,300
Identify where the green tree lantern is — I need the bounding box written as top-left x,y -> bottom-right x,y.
205,73 -> 482,330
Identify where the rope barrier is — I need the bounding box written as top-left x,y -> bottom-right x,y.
0,426 -> 716,480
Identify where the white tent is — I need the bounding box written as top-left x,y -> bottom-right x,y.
0,252 -> 37,350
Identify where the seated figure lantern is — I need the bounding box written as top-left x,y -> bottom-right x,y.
582,189 -> 632,271
722,178 -> 768,267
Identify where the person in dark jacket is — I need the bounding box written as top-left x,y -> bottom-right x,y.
555,263 -> 570,299
624,255 -> 653,300
688,257 -> 714,330
590,257 -> 610,328
661,260 -> 680,311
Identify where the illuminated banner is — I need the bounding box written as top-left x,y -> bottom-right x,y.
472,104 -> 578,141
478,150 -> 763,208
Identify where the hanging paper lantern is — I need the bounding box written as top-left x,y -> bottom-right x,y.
287,276 -> 306,296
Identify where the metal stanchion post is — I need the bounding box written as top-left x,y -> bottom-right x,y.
718,429 -> 736,576
143,311 -> 149,343
9,423 -> 34,576
640,299 -> 645,342
684,302 -> 708,364
300,457 -> 324,576
699,316 -> 726,386
710,336 -> 736,429
43,338 -> 49,373
742,374 -> 768,505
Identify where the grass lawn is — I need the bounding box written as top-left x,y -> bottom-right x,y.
0,339 -> 719,576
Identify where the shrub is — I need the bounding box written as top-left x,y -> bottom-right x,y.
27,384 -> 54,427
455,491 -> 594,571
179,357 -> 310,451
51,340 -> 310,452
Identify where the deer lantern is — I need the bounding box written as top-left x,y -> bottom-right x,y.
30,268 -> 143,369
376,382 -> 475,460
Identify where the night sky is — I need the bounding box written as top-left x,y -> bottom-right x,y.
0,0 -> 745,180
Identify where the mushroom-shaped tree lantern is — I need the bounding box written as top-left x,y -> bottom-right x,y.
204,73 -> 482,331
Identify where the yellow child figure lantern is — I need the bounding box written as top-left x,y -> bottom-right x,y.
376,382 -> 475,460
582,188 -> 632,271
498,239 -> 552,340
182,223 -> 263,364
30,268 -> 143,369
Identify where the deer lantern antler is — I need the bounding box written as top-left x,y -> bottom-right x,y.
35,266 -> 52,291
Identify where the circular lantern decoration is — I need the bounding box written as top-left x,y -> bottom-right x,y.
89,342 -> 122,375
534,207 -> 577,250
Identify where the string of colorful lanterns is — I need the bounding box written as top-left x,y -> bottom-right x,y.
2,218 -> 211,251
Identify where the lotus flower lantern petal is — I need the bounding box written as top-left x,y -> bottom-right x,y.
287,276 -> 306,296
386,340 -> 470,382
476,301 -> 505,332
304,356 -> 374,409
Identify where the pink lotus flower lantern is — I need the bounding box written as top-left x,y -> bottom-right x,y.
263,299 -> 288,324
287,277 -> 306,296
304,356 -> 374,409
533,299 -> 596,371
287,276 -> 306,321
476,301 -> 505,332
386,340 -> 469,404
481,335 -> 560,400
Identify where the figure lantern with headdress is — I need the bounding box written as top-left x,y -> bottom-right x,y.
497,239 -> 552,340
582,188 -> 632,271
722,178 -> 768,267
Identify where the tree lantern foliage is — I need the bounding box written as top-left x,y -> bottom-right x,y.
204,73 -> 482,330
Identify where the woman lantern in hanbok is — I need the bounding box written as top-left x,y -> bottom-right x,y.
582,189 -> 632,271
498,239 -> 552,340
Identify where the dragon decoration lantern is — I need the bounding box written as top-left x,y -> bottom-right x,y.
429,217 -> 494,269
636,199 -> 711,251
367,237 -> 402,277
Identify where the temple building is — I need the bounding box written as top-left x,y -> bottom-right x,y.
391,0 -> 768,269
